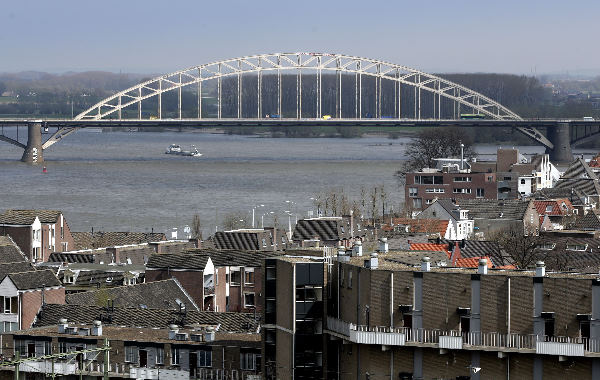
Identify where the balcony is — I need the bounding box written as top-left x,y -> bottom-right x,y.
325,317 -> 598,357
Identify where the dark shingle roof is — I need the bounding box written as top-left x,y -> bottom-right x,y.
0,210 -> 62,225
534,235 -> 600,271
70,270 -> 125,287
146,254 -> 210,270
0,236 -> 28,263
48,252 -> 95,263
72,232 -> 166,250
36,304 -> 259,333
292,219 -> 346,241
66,279 -> 198,311
0,262 -> 36,278
7,270 -> 61,290
573,211 -> 600,230
148,250 -> 275,269
214,231 -> 261,250
455,199 -> 531,220
554,158 -> 600,197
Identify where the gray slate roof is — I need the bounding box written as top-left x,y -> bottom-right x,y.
36,304 -> 259,333
455,199 -> 531,220
48,252 -> 95,263
7,270 -> 61,290
0,262 -> 36,279
573,211 -> 600,231
0,210 -> 62,225
146,254 -> 210,270
533,188 -> 586,206
66,279 -> 198,311
554,158 -> 600,197
0,236 -> 28,263
72,232 -> 166,250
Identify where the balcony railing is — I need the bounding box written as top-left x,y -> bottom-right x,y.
326,316 -> 599,356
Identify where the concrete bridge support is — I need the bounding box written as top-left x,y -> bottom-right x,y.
20,122 -> 44,164
546,122 -> 573,164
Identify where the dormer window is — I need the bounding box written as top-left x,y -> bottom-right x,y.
64,274 -> 74,284
566,244 -> 588,251
538,242 -> 556,250
545,205 -> 553,213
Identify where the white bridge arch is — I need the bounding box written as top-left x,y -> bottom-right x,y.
76,52 -> 522,122
40,53 -> 554,150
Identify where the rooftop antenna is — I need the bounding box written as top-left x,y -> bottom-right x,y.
460,142 -> 465,170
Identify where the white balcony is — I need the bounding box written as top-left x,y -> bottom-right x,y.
439,335 -> 463,350
350,325 -> 406,346
537,341 -> 585,356
129,367 -> 189,380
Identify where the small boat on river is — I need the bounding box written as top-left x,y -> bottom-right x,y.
165,144 -> 202,157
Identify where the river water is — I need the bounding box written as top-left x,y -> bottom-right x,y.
0,130 -> 589,238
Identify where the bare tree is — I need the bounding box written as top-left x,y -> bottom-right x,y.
222,212 -> 247,231
191,214 -> 203,240
396,127 -> 477,179
491,225 -> 542,269
370,186 -> 379,224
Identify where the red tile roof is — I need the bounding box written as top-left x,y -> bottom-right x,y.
410,243 -> 450,255
454,256 -> 493,268
533,199 -> 574,216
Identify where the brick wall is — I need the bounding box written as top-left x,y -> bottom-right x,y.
21,287 -> 65,328
0,226 -> 31,260
542,277 -> 591,337
144,269 -> 204,308
275,261 -> 294,332
422,272 -> 471,331
480,275 -> 508,333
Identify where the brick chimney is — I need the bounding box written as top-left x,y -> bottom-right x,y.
451,241 -> 461,266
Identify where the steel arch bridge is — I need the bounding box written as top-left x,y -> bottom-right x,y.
35,52 -> 551,150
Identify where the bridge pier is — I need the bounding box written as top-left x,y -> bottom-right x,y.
546,122 -> 573,164
20,122 -> 44,164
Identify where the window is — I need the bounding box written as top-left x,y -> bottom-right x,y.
348,271 -> 352,289
4,322 -> 17,332
521,179 -> 526,184
3,296 -> 17,314
503,177 -> 512,181
198,350 -> 212,367
453,177 -> 472,182
412,198 -> 422,209
156,347 -> 164,365
240,352 -> 257,370
566,244 -> 588,251
215,271 -> 218,285
125,346 -> 137,363
538,242 -> 556,250
230,268 -> 241,285
171,348 -> 180,365
408,188 -> 418,197
425,188 -> 444,193
414,176 -> 443,185
452,188 -> 472,194
262,238 -> 267,248
425,199 -> 434,205
33,247 -> 41,261
44,342 -> 51,355
244,292 -> 255,307
487,176 -> 494,182
545,205 -> 553,213
59,342 -> 67,354
244,269 -> 255,286
62,242 -> 68,251
476,188 -> 484,198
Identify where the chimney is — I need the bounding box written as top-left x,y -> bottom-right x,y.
58,318 -> 68,334
421,256 -> 431,272
350,210 -> 354,237
478,259 -> 488,275
535,261 -> 545,277
204,326 -> 215,342
378,238 -> 389,254
168,324 -> 179,340
351,241 -> 363,257
92,320 -> 102,336
451,241 -> 462,266
364,252 -> 378,269
338,244 -> 350,263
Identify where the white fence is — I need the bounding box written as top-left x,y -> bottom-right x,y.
326,316 -> 598,356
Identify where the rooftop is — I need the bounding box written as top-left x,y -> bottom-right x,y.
72,231 -> 166,250
6,269 -> 61,290
0,210 -> 63,225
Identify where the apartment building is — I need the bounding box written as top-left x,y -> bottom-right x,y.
0,304 -> 261,380
263,256 -> 325,380
324,252 -> 600,380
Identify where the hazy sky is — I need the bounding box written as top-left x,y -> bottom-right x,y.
2,0 -> 598,75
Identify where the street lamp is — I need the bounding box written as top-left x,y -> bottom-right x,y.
252,204 -> 265,228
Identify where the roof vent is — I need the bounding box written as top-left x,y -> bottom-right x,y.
92,320 -> 102,336
351,241 -> 363,257
536,261 -> 546,277
364,252 -> 378,269
478,259 -> 488,275
168,324 -> 179,340
379,238 -> 389,253
58,318 -> 68,334
421,257 -> 431,272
